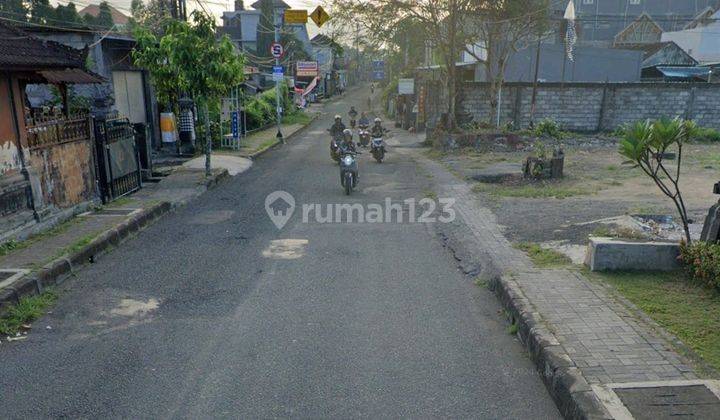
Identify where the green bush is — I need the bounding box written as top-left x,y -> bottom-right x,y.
692,127 -> 720,143
534,118 -> 564,139
679,241 -> 720,291
243,83 -> 296,131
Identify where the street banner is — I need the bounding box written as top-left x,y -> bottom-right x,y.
284,9 -> 307,24
160,112 -> 178,143
296,61 -> 318,77
302,76 -> 319,96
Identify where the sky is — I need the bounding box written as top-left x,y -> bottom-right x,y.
53,0 -> 327,36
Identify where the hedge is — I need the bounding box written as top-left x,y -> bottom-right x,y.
679,241 -> 720,291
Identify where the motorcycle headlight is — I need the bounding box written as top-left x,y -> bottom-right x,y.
342,155 -> 354,166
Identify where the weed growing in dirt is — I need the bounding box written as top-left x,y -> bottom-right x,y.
515,242 -> 572,267
0,290 -> 58,335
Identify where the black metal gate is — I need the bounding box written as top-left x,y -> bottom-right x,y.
93,117 -> 142,203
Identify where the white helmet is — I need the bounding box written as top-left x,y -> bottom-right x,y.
334,114 -> 342,120
374,117 -> 382,123
342,128 -> 353,136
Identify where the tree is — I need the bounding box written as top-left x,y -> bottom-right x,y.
332,0 -> 475,129
133,11 -> 245,176
466,0 -> 550,127
256,0 -> 275,64
95,1 -> 115,29
619,118 -> 697,244
0,0 -> 28,21
331,0 -> 549,128
29,0 -> 54,24
55,2 -> 83,26
128,0 -> 173,34
281,31 -> 311,63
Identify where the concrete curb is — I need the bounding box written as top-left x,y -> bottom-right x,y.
0,169 -> 230,315
489,272 -> 612,420
248,114 -> 319,160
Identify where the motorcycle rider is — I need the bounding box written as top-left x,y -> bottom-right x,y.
329,115 -> 346,140
340,128 -> 357,152
358,111 -> 370,128
371,117 -> 385,138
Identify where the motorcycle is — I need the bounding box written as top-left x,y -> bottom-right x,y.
357,125 -> 370,147
370,136 -> 386,163
330,138 -> 341,162
338,144 -> 359,195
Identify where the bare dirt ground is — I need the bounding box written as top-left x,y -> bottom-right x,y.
428,135 -> 720,261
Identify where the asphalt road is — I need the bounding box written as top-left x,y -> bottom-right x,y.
0,92 -> 560,419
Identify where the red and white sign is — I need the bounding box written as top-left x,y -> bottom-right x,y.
270,42 -> 284,58
296,61 -> 318,77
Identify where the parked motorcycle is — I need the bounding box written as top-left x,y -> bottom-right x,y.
338,144 -> 359,195
370,137 -> 386,163
358,125 -> 370,147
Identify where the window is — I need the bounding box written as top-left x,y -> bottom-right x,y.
629,0 -> 641,5
583,0 -> 593,4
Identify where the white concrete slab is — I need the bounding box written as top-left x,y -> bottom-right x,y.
183,155 -> 252,176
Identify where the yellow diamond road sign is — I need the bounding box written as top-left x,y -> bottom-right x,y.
284,9 -> 307,24
309,6 -> 330,27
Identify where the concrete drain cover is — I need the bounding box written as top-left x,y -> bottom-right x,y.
593,380 -> 720,419
0,269 -> 30,289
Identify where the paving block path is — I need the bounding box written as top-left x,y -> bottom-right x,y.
392,132 -> 697,386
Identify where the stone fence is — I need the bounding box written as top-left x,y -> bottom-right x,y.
458,82 -> 720,131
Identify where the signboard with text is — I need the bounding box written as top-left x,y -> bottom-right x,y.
272,66 -> 284,82
372,60 -> 385,80
398,78 -> 414,94
296,61 -> 318,77
284,9 -> 308,24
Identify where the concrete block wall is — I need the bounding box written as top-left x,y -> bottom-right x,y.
459,82 -> 720,131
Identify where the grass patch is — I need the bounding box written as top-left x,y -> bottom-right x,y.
283,111 -> 313,125
0,290 -> 58,335
423,190 -> 437,200
0,240 -> 20,257
472,182 -> 591,199
515,242 -> 572,267
104,196 -> 135,208
590,271 -> 720,373
54,233 -> 98,260
474,277 -> 489,288
507,321 -> 519,335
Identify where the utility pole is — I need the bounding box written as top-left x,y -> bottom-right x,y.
529,35 -> 542,128
274,3 -> 284,143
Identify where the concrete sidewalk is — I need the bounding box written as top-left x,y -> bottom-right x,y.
391,131 -> 719,419
0,165 -> 231,313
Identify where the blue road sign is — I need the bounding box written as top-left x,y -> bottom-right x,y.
372,60 -> 385,80
272,66 -> 284,82
231,111 -> 239,139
